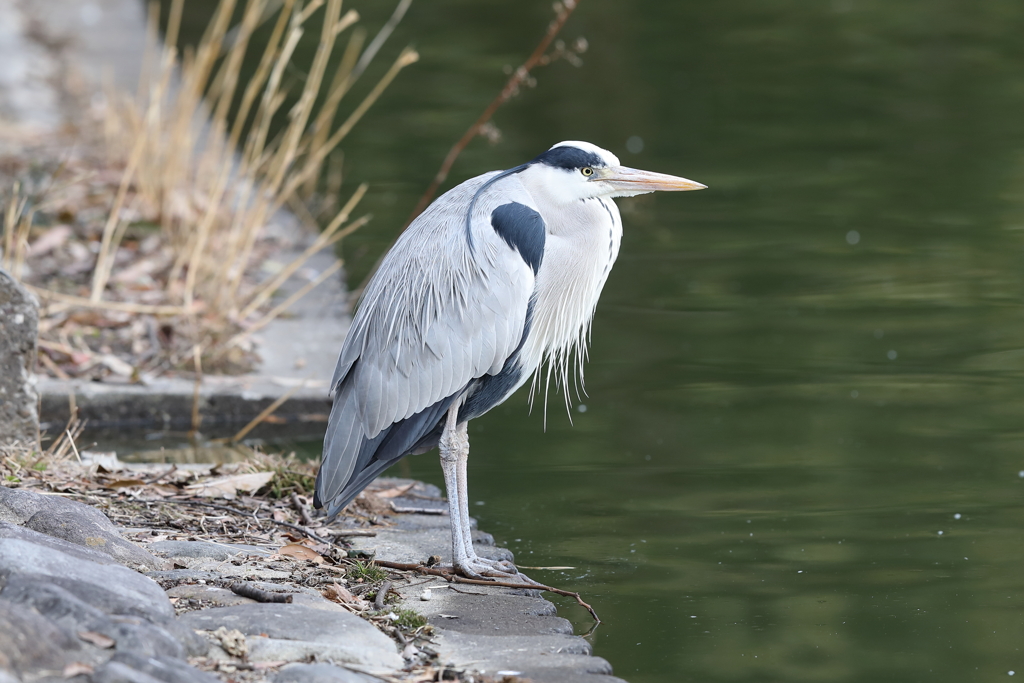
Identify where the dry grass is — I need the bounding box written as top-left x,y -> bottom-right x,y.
0,0 -> 417,378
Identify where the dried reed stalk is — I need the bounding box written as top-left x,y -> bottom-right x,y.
21,0 -> 416,370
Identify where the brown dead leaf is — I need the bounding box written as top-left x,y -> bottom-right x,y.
371,483 -> 416,499
29,224 -> 72,257
78,630 -> 115,648
277,543 -> 324,563
145,484 -> 180,497
106,479 -> 146,488
63,662 -> 95,677
322,582 -> 364,606
184,471 -> 275,499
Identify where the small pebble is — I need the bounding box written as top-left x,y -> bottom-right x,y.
420,588 -> 432,601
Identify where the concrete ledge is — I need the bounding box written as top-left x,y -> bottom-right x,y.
39,375 -> 332,431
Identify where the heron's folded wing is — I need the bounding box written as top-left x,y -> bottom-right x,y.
335,176 -> 538,440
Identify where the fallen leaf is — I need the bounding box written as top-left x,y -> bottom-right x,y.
322,583 -> 364,605
184,471 -> 275,499
78,630 -> 115,648
29,225 -> 73,257
277,543 -> 324,563
371,483 -> 416,499
106,479 -> 146,488
100,354 -> 134,377
146,484 -> 179,497
62,662 -> 94,677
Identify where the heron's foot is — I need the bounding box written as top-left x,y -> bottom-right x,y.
451,556 -> 544,586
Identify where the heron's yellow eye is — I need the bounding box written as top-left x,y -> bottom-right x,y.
581,167 -> 594,177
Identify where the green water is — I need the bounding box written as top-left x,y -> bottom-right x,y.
159,1 -> 1024,680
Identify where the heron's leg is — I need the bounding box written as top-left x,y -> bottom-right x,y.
454,435 -> 518,574
438,405 -> 474,574
438,405 -> 539,584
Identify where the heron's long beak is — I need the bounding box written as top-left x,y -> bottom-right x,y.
599,165 -> 707,193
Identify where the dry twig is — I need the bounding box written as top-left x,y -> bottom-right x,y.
373,580 -> 393,611
405,0 -> 582,227
229,582 -> 294,603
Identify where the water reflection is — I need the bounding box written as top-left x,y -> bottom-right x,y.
152,0 -> 1024,681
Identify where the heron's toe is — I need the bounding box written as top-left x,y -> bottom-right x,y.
454,558 -> 543,585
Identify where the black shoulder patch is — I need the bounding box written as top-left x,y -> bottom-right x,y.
533,145 -> 605,170
491,202 -> 545,274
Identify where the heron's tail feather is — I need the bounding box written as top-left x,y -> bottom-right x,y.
316,384 -> 464,520
314,387 -> 363,513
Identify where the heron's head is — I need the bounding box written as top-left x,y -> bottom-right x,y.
527,141 -> 706,203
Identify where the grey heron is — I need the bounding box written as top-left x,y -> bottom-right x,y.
314,141 -> 705,581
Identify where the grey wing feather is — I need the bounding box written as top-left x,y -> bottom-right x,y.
315,173 -> 538,513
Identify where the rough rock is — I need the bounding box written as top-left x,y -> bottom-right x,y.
0,538 -> 174,622
0,598 -> 85,679
92,661 -> 168,683
1,576 -> 206,658
0,268 -> 39,452
94,652 -> 222,683
0,486 -> 164,570
178,604 -> 402,671
273,663 -> 377,683
0,521 -> 119,565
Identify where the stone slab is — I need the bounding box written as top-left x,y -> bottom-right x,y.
405,588 -> 572,636
348,512 -> 513,566
433,631 -> 623,683
149,540 -> 272,561
178,604 -> 402,671
358,502 -> 627,683
167,584 -> 347,614
273,663 -> 376,683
